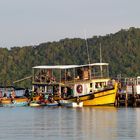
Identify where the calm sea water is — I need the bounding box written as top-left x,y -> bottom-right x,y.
0,106 -> 140,140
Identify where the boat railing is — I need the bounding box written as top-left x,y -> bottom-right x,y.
32,66 -> 109,85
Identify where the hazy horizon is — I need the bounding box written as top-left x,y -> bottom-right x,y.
0,0 -> 140,48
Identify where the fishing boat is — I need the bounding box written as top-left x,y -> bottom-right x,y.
29,99 -> 49,107
0,97 -> 29,107
29,100 -> 58,107
31,63 -> 118,106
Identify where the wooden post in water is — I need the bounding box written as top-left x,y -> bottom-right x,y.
114,92 -> 119,107
132,81 -> 137,107
125,85 -> 128,107
117,93 -> 120,107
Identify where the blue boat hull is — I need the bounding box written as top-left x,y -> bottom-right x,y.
47,102 -> 58,106
2,102 -> 28,107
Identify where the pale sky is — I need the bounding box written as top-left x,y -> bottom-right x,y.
0,0 -> 140,48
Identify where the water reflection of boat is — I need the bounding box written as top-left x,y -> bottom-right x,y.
32,63 -> 118,106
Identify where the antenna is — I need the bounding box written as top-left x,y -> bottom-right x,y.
84,30 -> 90,65
100,43 -> 102,64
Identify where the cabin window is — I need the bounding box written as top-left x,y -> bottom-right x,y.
95,82 -> 101,88
137,78 -> 140,85
89,83 -> 93,92
90,83 -> 92,88
95,82 -> 106,90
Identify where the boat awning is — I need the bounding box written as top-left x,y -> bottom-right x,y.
80,63 -> 109,67
32,63 -> 109,69
32,65 -> 79,69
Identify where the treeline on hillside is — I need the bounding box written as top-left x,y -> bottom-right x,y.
0,27 -> 140,88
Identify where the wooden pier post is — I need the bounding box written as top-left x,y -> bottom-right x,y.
133,95 -> 137,107
132,83 -> 137,107
125,83 -> 128,107
125,91 -> 128,107
114,92 -> 119,107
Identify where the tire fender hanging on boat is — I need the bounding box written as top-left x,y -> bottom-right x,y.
76,97 -> 80,105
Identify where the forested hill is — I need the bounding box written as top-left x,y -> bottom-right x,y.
1,27 -> 140,87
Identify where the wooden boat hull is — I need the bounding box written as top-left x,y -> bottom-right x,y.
1,97 -> 29,107
66,83 -> 118,106
2,102 -> 28,107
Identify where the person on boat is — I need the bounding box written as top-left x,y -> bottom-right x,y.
77,68 -> 83,79
67,87 -> 74,98
46,70 -> 52,83
34,88 -> 39,96
108,79 -> 115,88
24,88 -> 30,98
64,70 -> 72,81
3,92 -> 8,99
35,75 -> 40,82
97,83 -> 101,89
37,93 -> 44,103
61,87 -> 68,99
10,89 -> 16,99
50,76 -> 56,83
48,94 -> 54,103
44,93 -> 49,104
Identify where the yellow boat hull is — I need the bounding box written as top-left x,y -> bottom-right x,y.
68,83 -> 118,106
83,90 -> 116,106
1,97 -> 28,104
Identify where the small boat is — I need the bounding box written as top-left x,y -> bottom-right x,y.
1,97 -> 29,107
59,100 -> 83,107
29,102 -> 41,107
47,101 -> 59,106
29,101 -> 47,107
2,101 -> 28,107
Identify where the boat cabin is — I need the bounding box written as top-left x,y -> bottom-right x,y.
32,63 -> 113,99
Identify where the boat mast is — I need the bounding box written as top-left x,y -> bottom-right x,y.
100,43 -> 103,77
84,31 -> 90,65
84,31 -> 91,79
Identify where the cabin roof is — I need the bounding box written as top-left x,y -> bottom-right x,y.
32,65 -> 79,69
81,63 -> 109,67
32,63 -> 109,69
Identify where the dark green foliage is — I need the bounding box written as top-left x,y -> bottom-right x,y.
0,27 -> 140,87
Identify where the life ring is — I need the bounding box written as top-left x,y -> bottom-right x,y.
76,85 -> 83,94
